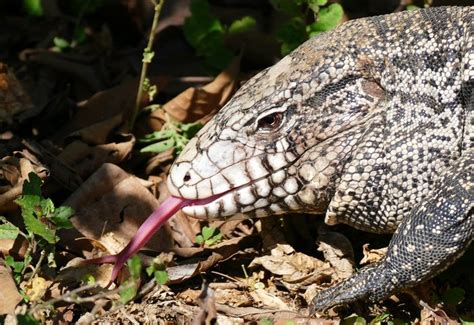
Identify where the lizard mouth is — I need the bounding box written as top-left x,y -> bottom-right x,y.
179,180 -> 257,219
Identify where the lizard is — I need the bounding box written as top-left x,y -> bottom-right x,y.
165,6 -> 474,311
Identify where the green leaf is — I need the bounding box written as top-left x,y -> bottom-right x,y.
23,0 -> 43,16
270,0 -> 302,16
406,5 -> 420,11
343,315 -> 367,325
140,130 -> 176,143
51,206 -> 74,229
228,16 -> 257,35
16,314 -> 40,325
23,173 -> 42,197
119,284 -> 137,304
143,49 -> 155,63
442,287 -> 465,306
140,138 -> 176,153
202,226 -> 216,240
307,0 -> 327,13
461,320 -> 474,325
260,319 -> 273,325
0,223 -> 20,240
195,234 -> 204,245
308,3 -> 344,37
184,0 -> 225,48
5,256 -> 24,274
81,274 -> 96,285
22,210 -> 56,244
276,17 -> 308,55
154,270 -> 169,285
181,122 -> 203,139
205,233 -> 222,246
53,37 -> 70,50
40,198 -> 55,216
127,256 -> 142,280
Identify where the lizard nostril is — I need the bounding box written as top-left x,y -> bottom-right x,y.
183,172 -> 191,183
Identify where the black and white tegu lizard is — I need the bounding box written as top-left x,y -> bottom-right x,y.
166,6 -> 473,310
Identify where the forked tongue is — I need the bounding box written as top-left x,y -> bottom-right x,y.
85,193 -> 223,285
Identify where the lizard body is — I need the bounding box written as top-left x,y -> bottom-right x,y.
167,6 -> 473,310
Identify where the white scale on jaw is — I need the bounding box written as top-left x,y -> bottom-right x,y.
171,151 -> 300,218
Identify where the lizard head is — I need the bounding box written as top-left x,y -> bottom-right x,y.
167,31 -> 386,220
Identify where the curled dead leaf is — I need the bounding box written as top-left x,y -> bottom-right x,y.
0,260 -> 22,315
360,243 -> 387,265
60,163 -> 173,255
316,230 -> 355,280
0,153 -> 48,212
147,56 -> 240,130
0,63 -> 33,123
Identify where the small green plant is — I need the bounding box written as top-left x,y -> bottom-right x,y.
184,0 -> 256,71
140,121 -> 203,155
0,173 -> 74,284
23,0 -> 43,16
195,226 -> 222,247
118,256 -> 142,304
145,257 -> 169,285
271,0 -> 344,55
52,28 -> 87,52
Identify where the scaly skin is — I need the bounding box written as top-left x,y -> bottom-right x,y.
167,6 -> 473,310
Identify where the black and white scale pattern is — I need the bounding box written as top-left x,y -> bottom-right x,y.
167,6 -> 473,310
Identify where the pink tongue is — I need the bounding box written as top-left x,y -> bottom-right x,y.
85,194 -> 222,284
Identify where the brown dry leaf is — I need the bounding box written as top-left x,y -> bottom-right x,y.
192,283 -> 217,325
57,136 -> 135,180
52,76 -> 168,142
317,230 -> 355,280
0,260 -> 22,315
70,113 -> 123,146
55,257 -> 114,289
213,288 -> 253,307
249,288 -> 291,310
420,301 -> 459,325
360,243 -> 387,265
249,244 -> 329,287
167,235 -> 259,284
59,163 -> 173,255
0,62 -> 33,122
0,153 -> 48,212
148,56 -> 240,128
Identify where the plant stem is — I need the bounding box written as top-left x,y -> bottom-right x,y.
129,0 -> 165,130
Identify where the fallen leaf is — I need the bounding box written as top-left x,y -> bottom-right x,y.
0,260 -> 22,315
52,76 -> 168,142
249,288 -> 290,310
0,63 -> 33,123
147,56 -> 240,129
0,153 -> 48,212
420,300 -> 459,325
249,244 -> 329,285
360,243 -> 387,265
59,163 -> 173,255
317,229 -> 355,280
57,136 -> 135,180
192,282 -> 217,325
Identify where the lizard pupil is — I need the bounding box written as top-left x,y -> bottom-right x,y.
257,112 -> 283,130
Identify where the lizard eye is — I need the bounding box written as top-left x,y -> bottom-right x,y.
257,112 -> 284,131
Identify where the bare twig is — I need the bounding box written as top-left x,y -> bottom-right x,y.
129,0 -> 165,130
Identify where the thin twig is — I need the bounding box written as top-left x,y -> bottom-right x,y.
129,0 -> 165,130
